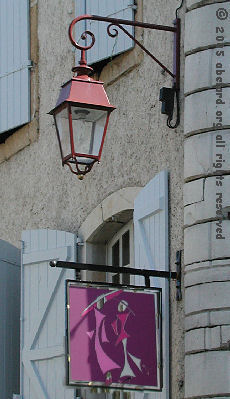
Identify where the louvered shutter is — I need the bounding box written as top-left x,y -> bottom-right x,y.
134,171 -> 169,398
0,240 -> 20,399
0,0 -> 31,134
75,0 -> 135,65
21,230 -> 76,399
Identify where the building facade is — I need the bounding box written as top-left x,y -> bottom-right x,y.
0,0 -> 229,398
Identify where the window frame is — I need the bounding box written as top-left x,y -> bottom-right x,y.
106,219 -> 134,284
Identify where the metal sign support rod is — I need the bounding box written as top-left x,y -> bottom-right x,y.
50,260 -> 182,300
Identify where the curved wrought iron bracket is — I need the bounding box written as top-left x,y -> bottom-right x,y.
69,14 -> 180,90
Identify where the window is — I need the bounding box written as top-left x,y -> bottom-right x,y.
0,0 -> 31,138
107,220 -> 134,285
75,0 -> 136,66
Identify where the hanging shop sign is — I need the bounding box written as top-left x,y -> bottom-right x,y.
66,282 -> 162,391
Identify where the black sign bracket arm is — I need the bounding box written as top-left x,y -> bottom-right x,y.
50,259 -> 182,301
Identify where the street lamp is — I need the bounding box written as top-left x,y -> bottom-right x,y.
49,14 -> 180,178
49,44 -> 116,179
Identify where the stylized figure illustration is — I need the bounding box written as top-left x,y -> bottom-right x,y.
82,290 -> 143,385
112,300 -> 142,381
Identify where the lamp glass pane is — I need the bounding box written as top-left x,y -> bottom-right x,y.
55,107 -> 71,158
71,106 -> 107,163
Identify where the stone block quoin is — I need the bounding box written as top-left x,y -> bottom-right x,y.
184,1 -> 230,397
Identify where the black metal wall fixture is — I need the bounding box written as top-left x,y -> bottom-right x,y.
175,250 -> 182,301
50,259 -> 182,300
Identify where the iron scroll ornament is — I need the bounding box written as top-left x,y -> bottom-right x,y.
68,15 -> 180,128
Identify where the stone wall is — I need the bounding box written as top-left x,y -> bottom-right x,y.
184,1 -> 230,397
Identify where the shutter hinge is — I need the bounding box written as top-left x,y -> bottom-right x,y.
76,238 -> 84,247
76,238 -> 84,279
128,4 -> 137,10
21,240 -> 25,254
28,60 -> 34,69
0,61 -> 33,79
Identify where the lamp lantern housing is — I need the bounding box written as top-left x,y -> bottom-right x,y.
49,50 -> 116,178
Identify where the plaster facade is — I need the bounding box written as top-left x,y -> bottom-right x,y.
3,0 -> 183,397
1,0 -> 229,398
0,0 -> 184,248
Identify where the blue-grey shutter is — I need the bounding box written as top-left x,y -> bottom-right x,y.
0,239 -> 20,399
21,230 -> 76,399
75,0 -> 135,65
134,171 -> 169,398
0,0 -> 31,135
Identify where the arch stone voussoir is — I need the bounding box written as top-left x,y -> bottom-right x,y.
79,187 -> 141,243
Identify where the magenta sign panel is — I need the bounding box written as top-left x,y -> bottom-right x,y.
66,282 -> 162,391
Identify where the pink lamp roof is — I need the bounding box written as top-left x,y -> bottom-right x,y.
49,77 -> 116,114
